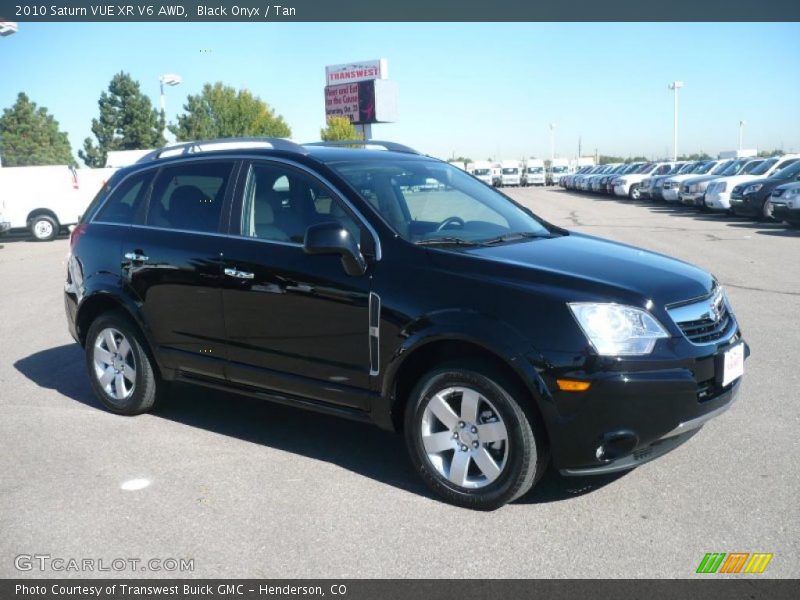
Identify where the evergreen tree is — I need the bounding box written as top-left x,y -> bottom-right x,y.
79,72 -> 165,167
0,92 -> 74,166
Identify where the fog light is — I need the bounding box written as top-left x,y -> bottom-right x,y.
596,431 -> 638,462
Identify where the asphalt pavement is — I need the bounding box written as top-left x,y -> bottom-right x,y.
1,187 -> 798,578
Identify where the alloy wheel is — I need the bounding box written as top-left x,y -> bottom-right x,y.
420,386 -> 509,489
93,328 -> 136,401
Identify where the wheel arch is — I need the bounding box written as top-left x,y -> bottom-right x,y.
379,323 -> 552,445
27,208 -> 60,226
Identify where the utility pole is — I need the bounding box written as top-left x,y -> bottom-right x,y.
668,81 -> 684,161
739,120 -> 746,151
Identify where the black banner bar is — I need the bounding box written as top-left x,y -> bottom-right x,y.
1,0 -> 800,22
4,580 -> 800,600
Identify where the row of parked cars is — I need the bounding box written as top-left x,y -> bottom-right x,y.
558,155 -> 800,226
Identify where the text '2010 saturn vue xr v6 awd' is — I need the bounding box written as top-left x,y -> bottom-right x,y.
64,138 -> 748,509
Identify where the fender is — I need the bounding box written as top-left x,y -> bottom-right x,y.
373,308 -> 553,431
75,272 -> 169,378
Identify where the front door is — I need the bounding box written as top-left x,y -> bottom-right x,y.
220,160 -> 373,409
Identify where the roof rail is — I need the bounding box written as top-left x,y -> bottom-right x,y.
303,140 -> 421,155
135,137 -> 306,163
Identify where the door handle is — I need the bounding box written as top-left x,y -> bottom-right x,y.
224,267 -> 255,280
124,252 -> 149,262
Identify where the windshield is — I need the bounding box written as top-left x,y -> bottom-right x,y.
710,160 -> 734,175
330,159 -> 552,245
749,158 -> 777,175
741,160 -> 764,174
552,166 -> 568,173
719,159 -> 748,176
473,168 -> 490,176
693,162 -> 716,174
636,163 -> 656,174
770,159 -> 800,180
677,163 -> 696,174
527,167 -> 543,173
502,168 -> 519,175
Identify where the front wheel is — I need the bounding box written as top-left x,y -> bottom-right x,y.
761,199 -> 774,221
404,363 -> 547,510
30,215 -> 59,241
85,310 -> 161,415
628,185 -> 641,200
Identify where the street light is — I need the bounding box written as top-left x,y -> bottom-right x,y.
549,123 -> 557,162
159,73 -> 182,138
668,81 -> 684,161
739,120 -> 747,151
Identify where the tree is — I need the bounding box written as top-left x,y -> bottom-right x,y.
0,93 -> 74,166
757,149 -> 783,158
677,152 -> 712,161
171,82 -> 291,141
320,116 -> 362,141
599,155 -> 625,165
79,72 -> 165,167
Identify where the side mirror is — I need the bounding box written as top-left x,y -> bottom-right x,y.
303,222 -> 367,277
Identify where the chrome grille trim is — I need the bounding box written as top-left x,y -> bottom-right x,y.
667,289 -> 736,345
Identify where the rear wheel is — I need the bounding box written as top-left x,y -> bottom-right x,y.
30,215 -> 58,241
404,363 -> 547,510
85,310 -> 160,415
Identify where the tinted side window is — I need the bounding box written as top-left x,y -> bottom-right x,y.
93,170 -> 152,224
240,163 -> 361,245
146,161 -> 233,233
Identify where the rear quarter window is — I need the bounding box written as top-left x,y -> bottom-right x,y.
93,170 -> 154,225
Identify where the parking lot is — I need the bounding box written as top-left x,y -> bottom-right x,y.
1,185 -> 798,579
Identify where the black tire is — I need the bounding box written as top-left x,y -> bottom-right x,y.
628,184 -> 640,201
760,198 -> 774,221
85,310 -> 160,415
404,361 -> 547,510
29,214 -> 59,241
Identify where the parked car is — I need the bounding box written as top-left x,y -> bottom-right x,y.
591,164 -> 625,193
640,162 -> 688,200
704,155 -> 800,212
678,159 -> 740,207
64,137 -> 748,510
661,160 -> 721,203
548,159 -> 570,186
768,182 -> 800,227
613,162 -> 673,200
730,159 -> 800,220
606,163 -> 644,195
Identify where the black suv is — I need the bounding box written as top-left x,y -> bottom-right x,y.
65,138 -> 748,509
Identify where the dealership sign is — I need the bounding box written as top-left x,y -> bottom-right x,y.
325,59 -> 388,86
324,79 -> 398,125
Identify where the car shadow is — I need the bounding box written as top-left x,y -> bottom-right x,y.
0,232 -> 69,244
15,343 -> 626,507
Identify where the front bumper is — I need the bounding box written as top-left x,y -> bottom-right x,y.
730,192 -> 764,216
704,191 -> 731,210
662,188 -> 680,202
770,202 -> 800,224
613,184 -> 630,196
535,334 -> 749,475
680,191 -> 705,206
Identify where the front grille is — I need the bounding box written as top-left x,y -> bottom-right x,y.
668,290 -> 734,345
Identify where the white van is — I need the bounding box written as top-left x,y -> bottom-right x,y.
0,165 -> 117,240
525,159 -> 546,186
500,160 -> 523,187
549,158 -> 570,185
471,160 -> 494,185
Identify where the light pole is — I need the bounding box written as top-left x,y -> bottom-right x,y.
668,81 -> 684,161
549,123 -> 557,162
159,73 -> 182,138
739,120 -> 746,151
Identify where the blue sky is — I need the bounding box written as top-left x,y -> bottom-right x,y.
1,22 -> 799,162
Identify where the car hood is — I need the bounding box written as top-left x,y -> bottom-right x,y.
775,181 -> 800,192
684,174 -> 723,186
666,173 -> 704,184
722,174 -> 762,187
430,232 -> 713,306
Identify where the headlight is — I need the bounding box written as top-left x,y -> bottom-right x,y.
743,183 -> 763,195
568,303 -> 669,356
784,189 -> 800,199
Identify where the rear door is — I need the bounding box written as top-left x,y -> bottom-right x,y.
123,159 -> 238,381
218,159 -> 373,409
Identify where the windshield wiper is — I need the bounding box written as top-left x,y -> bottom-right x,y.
414,236 -> 485,247
480,231 -> 551,245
